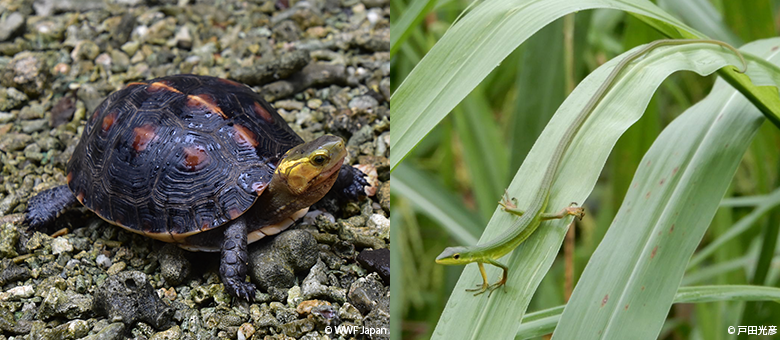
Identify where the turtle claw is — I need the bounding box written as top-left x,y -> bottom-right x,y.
224,279 -> 256,301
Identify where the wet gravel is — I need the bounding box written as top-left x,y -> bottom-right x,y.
0,0 -> 390,338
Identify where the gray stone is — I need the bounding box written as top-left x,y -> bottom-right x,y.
93,271 -> 173,329
0,13 -> 25,42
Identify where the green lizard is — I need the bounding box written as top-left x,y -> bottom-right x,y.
435,39 -> 746,296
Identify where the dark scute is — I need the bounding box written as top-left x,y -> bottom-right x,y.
237,165 -> 273,195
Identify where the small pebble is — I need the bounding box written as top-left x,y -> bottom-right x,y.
51,237 -> 73,255
0,285 -> 34,300
95,254 -> 112,269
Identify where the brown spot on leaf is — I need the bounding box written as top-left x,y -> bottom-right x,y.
147,80 -> 182,94
132,125 -> 157,152
182,145 -> 210,171
651,246 -> 658,259
187,93 -> 226,118
659,178 -> 665,185
645,191 -> 651,199
601,294 -> 609,307
233,124 -> 258,147
624,304 -> 629,310
253,101 -> 273,122
670,224 -> 675,233
672,166 -> 679,175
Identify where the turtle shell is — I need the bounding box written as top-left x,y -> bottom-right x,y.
66,75 -> 304,241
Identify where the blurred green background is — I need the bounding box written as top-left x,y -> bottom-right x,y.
390,0 -> 780,339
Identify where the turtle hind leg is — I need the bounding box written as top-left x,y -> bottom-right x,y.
329,164 -> 369,200
220,218 -> 256,301
24,185 -> 77,231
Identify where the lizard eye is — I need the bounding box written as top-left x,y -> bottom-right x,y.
453,254 -> 460,260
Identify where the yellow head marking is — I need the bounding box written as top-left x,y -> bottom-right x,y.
276,135 -> 346,195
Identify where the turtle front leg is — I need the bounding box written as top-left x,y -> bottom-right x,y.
330,164 -> 369,200
220,218 -> 256,301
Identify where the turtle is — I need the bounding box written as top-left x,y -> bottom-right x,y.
24,74 -> 368,301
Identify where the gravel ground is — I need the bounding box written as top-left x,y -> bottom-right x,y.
0,0 -> 390,339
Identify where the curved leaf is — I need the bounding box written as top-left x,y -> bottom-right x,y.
552,39 -> 780,340
431,40 -> 772,340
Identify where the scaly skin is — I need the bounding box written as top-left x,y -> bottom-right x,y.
435,39 -> 746,296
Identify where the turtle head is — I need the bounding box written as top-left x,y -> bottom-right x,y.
435,246 -> 468,265
275,135 -> 346,196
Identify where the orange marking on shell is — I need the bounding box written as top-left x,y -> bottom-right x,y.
101,111 -> 117,133
233,124 -> 258,147
253,101 -> 273,122
182,145 -> 209,171
147,81 -> 182,94
66,172 -> 73,183
76,192 -> 85,203
132,125 -> 157,152
217,78 -> 243,88
228,208 -> 242,220
252,182 -> 268,195
186,93 -> 226,118
125,82 -> 146,88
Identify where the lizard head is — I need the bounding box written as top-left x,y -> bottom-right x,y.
435,246 -> 468,265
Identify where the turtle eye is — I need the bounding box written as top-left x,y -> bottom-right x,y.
311,154 -> 328,165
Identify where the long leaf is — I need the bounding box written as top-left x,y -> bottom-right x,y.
552,39 -> 780,340
390,163 -> 482,245
431,41 -> 769,340
389,0 -> 780,171
516,285 -> 780,339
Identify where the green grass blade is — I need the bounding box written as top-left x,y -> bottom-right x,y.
657,0 -> 742,46
431,41 -> 763,340
390,0 -> 699,171
453,91 -> 509,220
516,285 -> 780,339
551,39 -> 780,340
687,186 -> 780,269
390,0 -> 439,57
390,163 -> 481,245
